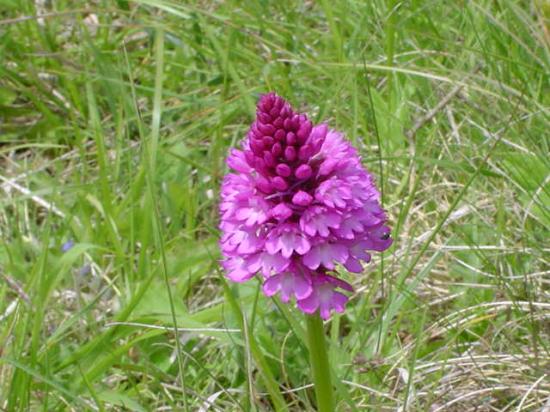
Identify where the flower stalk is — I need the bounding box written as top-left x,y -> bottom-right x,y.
306,313 -> 334,412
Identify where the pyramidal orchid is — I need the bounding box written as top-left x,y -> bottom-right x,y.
220,93 -> 392,320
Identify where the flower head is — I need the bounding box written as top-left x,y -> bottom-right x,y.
219,93 -> 392,319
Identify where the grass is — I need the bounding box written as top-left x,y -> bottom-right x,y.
1,0 -> 549,410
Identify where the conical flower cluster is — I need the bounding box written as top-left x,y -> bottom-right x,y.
220,93 -> 392,319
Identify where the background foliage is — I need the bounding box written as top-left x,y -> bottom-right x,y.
1,0 -> 549,410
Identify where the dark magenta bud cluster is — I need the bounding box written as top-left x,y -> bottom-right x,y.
244,93 -> 320,195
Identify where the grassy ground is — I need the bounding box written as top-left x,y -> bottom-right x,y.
1,1 -> 549,411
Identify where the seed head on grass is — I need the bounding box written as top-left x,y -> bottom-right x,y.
220,93 -> 392,319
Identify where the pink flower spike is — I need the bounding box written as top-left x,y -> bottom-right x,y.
220,93 -> 392,318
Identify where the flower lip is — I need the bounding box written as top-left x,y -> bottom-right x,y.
263,268 -> 313,303
265,223 -> 311,258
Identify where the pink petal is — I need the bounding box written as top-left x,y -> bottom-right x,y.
316,222 -> 330,237
224,258 -> 254,283
236,230 -> 262,254
325,276 -> 354,292
331,244 -> 349,263
295,236 -> 311,255
319,302 -> 332,320
263,275 -> 281,297
294,274 -> 313,300
265,237 -> 280,255
270,253 -> 291,273
297,293 -> 319,314
280,275 -> 294,303
364,234 -> 393,252
319,243 -> 348,269
325,212 -> 341,228
245,211 -> 264,226
227,149 -> 252,173
247,252 -> 290,277
227,269 -> 253,282
344,257 -> 363,273
319,158 -> 338,176
302,246 -> 321,270
235,208 -> 252,221
280,236 -> 294,258
308,124 -> 328,149
332,292 -> 348,313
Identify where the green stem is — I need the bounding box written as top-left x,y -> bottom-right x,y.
306,313 -> 334,412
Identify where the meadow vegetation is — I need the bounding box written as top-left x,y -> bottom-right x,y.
0,1 -> 549,410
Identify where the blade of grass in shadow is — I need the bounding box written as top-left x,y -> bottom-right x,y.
401,307 -> 427,411
362,60 -> 387,356
220,277 -> 288,411
85,81 -> 124,258
78,364 -> 105,412
144,27 -> 189,411
1,358 -> 92,409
